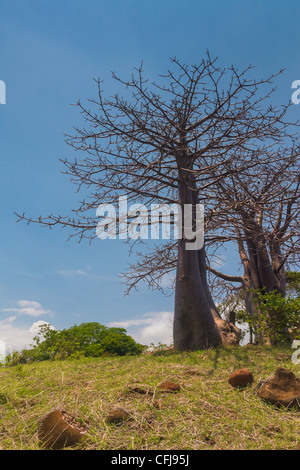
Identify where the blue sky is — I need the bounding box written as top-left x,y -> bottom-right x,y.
0,0 -> 300,352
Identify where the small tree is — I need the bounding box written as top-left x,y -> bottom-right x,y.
5,322 -> 145,364
203,138 -> 300,344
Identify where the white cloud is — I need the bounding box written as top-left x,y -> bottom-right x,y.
109,317 -> 153,329
109,311 -> 173,347
1,300 -> 52,317
0,318 -> 55,353
6,316 -> 16,322
29,320 -> 55,336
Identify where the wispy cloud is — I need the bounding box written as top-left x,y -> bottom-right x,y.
57,268 -> 118,282
1,300 -> 52,317
57,269 -> 88,278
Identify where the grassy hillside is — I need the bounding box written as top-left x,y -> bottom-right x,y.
0,345 -> 299,450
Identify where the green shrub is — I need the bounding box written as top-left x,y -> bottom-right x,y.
99,333 -> 145,356
5,322 -> 146,365
240,289 -> 300,345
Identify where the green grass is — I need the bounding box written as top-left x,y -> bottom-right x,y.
0,345 -> 300,450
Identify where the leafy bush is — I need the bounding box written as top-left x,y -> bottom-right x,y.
5,322 -> 146,365
239,289 -> 300,345
99,333 -> 145,356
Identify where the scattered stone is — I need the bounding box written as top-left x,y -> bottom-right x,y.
257,368 -> 300,409
228,369 -> 254,388
38,409 -> 87,450
127,384 -> 153,395
158,381 -> 180,393
106,408 -> 130,424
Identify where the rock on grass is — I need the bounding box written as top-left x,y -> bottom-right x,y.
228,369 -> 254,388
126,384 -> 154,395
38,409 -> 87,450
257,368 -> 300,409
158,381 -> 180,392
106,408 -> 130,424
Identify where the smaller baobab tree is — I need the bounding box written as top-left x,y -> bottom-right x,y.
206,144 -> 300,343
16,55 -> 298,350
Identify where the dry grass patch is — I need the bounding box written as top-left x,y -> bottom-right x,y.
0,346 -> 300,449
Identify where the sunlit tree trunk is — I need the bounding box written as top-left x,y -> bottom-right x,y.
173,174 -> 222,349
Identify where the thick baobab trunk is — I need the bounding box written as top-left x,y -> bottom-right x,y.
243,237 -> 266,343
173,162 -> 222,350
269,242 -> 286,296
173,166 -> 234,350
256,242 -> 285,294
243,234 -> 289,344
173,238 -> 222,350
197,247 -> 241,345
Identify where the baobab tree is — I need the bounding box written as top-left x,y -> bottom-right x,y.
16,55 -> 298,350
206,144 -> 300,343
126,142 -> 300,344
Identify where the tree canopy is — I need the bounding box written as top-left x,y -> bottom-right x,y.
6,322 -> 145,364
16,54 -> 300,349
